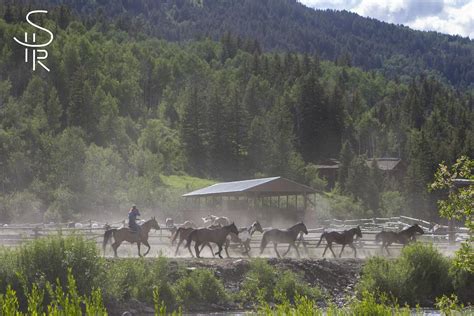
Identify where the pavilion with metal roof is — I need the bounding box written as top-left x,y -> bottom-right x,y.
182,177 -> 317,223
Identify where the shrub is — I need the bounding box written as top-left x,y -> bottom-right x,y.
104,258 -> 151,302
104,257 -> 176,310
240,259 -> 276,303
358,243 -> 453,306
274,270 -> 324,304
399,243 -> 452,303
241,259 -> 324,306
0,235 -> 103,306
449,264 -> 474,303
174,269 -> 227,309
15,235 -> 103,295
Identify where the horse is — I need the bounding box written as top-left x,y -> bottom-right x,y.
102,217 -> 160,257
185,223 -> 239,258
375,224 -> 424,255
182,220 -> 197,228
168,220 -> 197,239
165,218 -> 174,228
259,222 -> 308,258
316,226 -> 363,258
225,221 -> 263,257
202,215 -> 230,227
171,226 -> 215,257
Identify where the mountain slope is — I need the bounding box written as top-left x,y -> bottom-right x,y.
3,0 -> 473,87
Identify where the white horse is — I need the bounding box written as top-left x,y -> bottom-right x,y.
182,220 -> 197,229
202,215 -> 230,227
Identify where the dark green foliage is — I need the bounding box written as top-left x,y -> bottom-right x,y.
358,243 -> 460,306
174,269 -> 228,309
0,4 -> 472,221
449,263 -> 474,303
104,257 -> 176,310
9,0 -> 473,87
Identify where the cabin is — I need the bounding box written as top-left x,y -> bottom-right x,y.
181,177 -> 317,226
315,158 -> 405,190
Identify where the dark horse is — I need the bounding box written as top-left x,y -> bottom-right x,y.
375,224 -> 424,255
316,226 -> 363,258
103,217 -> 160,257
171,227 -> 214,257
259,222 -> 308,258
185,223 -> 239,258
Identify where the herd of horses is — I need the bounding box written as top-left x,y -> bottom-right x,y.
102,215 -> 425,258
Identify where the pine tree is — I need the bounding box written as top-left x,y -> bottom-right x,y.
338,141 -> 353,191
181,82 -> 207,176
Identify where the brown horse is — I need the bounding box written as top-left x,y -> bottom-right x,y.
185,223 -> 239,258
171,227 -> 214,257
316,226 -> 363,258
103,217 -> 160,257
375,224 -> 424,255
259,222 -> 308,258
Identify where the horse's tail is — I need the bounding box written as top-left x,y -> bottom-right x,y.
316,232 -> 326,248
375,232 -> 383,243
171,227 -> 183,245
259,233 -> 269,253
103,229 -> 116,254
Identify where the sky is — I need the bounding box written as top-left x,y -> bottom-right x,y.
299,0 -> 474,39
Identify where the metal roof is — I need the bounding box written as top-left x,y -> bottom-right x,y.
316,158 -> 402,171
182,176 -> 316,197
366,158 -> 401,171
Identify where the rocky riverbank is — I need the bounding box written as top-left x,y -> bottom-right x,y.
106,257 -> 364,315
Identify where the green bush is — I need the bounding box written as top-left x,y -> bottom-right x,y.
449,264 -> 474,303
274,270 -> 324,304
241,259 -> 323,306
174,269 -> 227,309
104,258 -> 151,302
240,259 -> 276,303
104,257 -> 176,310
17,235 -> 103,294
358,243 -> 453,306
0,235 -> 103,306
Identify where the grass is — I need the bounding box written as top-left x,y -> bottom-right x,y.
160,174 -> 215,191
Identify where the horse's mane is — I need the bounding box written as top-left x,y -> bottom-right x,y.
402,224 -> 419,233
288,222 -> 305,231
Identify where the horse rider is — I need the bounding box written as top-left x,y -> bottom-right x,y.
128,205 -> 141,233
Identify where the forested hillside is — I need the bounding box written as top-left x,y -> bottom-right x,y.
2,0 -> 474,87
0,2 -> 472,223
